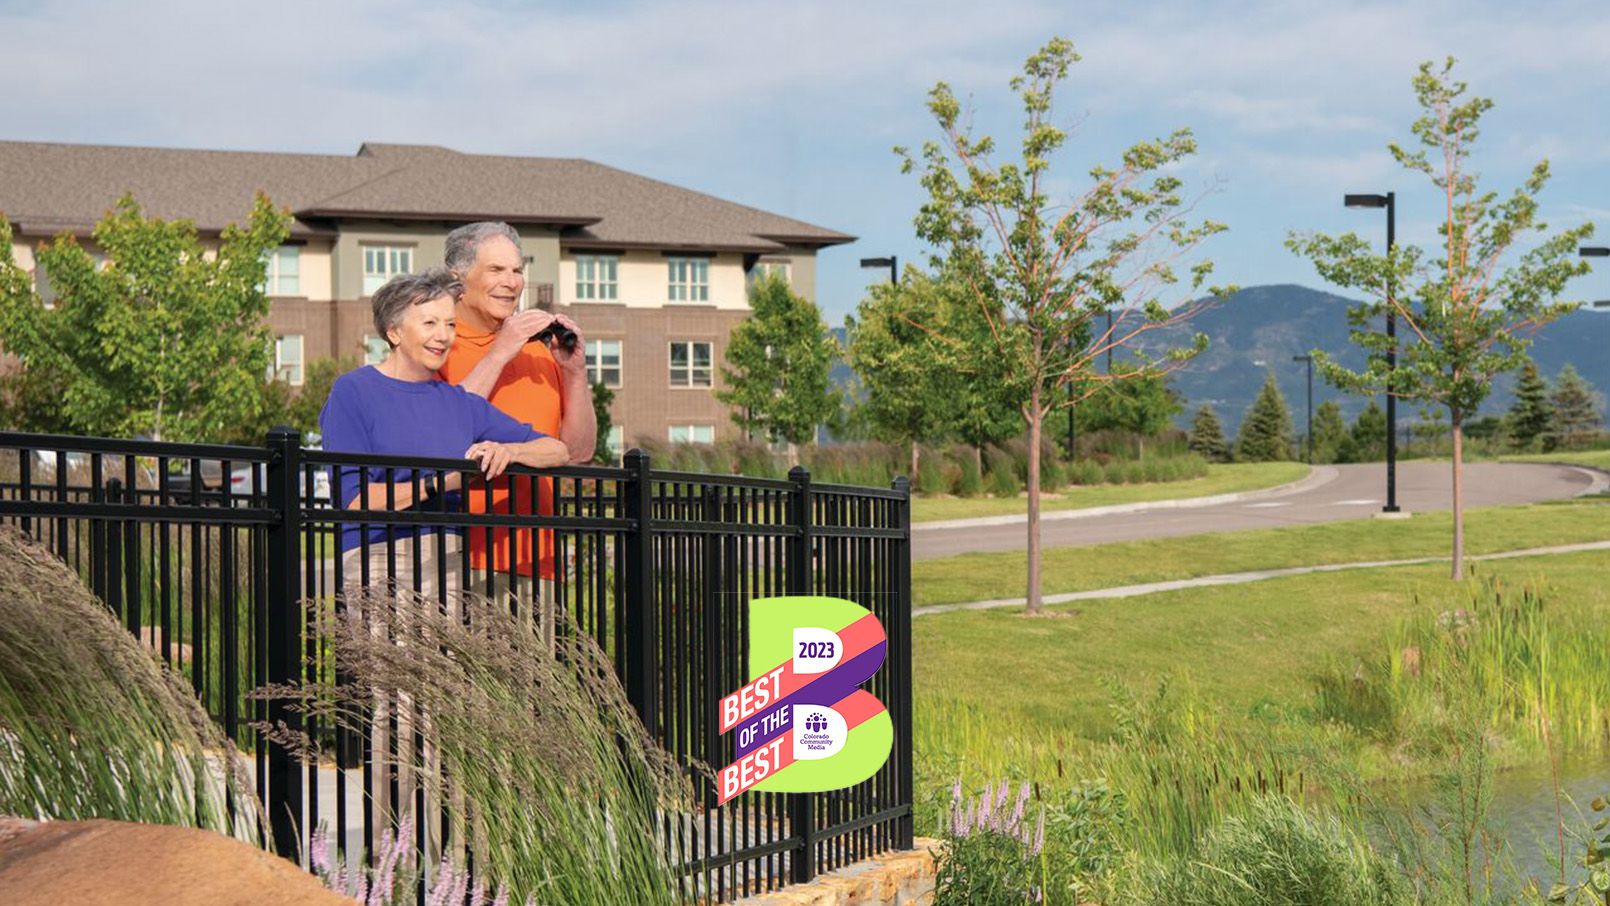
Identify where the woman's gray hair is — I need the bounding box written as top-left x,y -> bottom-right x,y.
371,267 -> 463,345
445,221 -> 523,274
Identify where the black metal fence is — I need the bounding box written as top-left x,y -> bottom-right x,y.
0,429 -> 914,901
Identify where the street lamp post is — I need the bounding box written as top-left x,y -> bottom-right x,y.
1292,355 -> 1314,464
1345,192 -> 1400,512
859,256 -> 898,286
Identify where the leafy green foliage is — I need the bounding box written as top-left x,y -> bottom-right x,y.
1508,361 -> 1552,450
1286,58 -> 1593,577
1234,373 -> 1293,462
590,380 -> 615,464
897,35 -> 1227,612
715,273 -> 839,447
1077,369 -> 1184,455
0,194 -> 291,441
1187,404 -> 1229,462
225,356 -> 354,445
1548,364 -> 1604,451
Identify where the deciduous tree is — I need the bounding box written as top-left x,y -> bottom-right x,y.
899,37 -> 1227,614
1287,59 -> 1592,578
0,194 -> 291,442
716,273 -> 840,462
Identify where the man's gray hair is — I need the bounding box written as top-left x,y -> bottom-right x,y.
445,221 -> 522,274
372,267 -> 463,345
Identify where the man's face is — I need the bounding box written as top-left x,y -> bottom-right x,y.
459,235 -> 525,325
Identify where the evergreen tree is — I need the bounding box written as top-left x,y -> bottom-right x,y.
1548,364 -> 1603,450
1311,400 -> 1348,463
1506,360 -> 1551,450
1186,404 -> 1228,462
1234,373 -> 1293,462
1336,400 -> 1388,463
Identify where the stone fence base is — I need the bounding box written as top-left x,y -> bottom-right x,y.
730,839 -> 940,906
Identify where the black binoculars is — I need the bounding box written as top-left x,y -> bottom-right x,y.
530,323 -> 579,351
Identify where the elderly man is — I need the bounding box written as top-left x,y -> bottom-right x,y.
439,222 -> 596,640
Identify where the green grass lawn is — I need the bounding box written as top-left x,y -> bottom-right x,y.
909,461 -> 1310,523
913,498 -> 1610,607
914,546 -> 1610,788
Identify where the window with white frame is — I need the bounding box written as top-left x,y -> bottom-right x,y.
667,256 -> 709,302
575,254 -> 619,301
260,246 -> 301,296
362,245 -> 412,295
668,425 -> 714,444
748,260 -> 790,286
363,335 -> 389,365
585,339 -> 622,387
270,334 -> 304,385
668,341 -> 712,387
604,425 -> 624,462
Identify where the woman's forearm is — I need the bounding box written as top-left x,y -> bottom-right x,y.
510,436 -> 570,469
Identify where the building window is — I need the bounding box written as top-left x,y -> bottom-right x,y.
748,260 -> 790,286
576,254 -> 619,301
585,339 -> 622,387
363,335 -> 389,365
362,245 -> 412,295
270,334 -> 304,385
604,425 -> 624,463
260,246 -> 301,296
668,341 -> 712,387
669,425 -> 714,444
33,267 -> 55,309
667,256 -> 709,302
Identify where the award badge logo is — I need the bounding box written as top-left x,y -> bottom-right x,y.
716,596 -> 893,804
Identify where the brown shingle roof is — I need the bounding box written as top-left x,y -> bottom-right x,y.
0,141 -> 855,252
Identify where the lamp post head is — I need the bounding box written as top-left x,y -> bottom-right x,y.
1580,247 -> 1610,258
859,257 -> 895,268
1593,300 -> 1610,309
1344,193 -> 1390,209
1292,355 -> 1312,364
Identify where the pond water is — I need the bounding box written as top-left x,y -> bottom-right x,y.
1382,756 -> 1609,895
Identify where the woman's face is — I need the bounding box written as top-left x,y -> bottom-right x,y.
385,294 -> 456,374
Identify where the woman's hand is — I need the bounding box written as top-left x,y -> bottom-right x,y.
465,441 -> 517,480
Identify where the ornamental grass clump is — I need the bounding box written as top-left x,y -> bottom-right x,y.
0,525 -> 262,841
273,587 -> 690,905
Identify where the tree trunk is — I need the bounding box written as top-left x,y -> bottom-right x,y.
910,439 -> 920,485
973,445 -> 982,476
1450,409 -> 1464,580
1026,388 -> 1043,616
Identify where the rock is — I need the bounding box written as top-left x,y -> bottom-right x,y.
0,817 -> 356,906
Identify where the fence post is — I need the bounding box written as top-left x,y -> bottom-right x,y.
891,475 -> 914,849
786,464 -> 816,884
621,448 -> 657,732
264,427 -> 304,858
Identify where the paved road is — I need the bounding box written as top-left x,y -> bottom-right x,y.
912,462 -> 1604,560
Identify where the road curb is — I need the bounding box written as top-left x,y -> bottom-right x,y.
913,465 -> 1335,532
912,539 -> 1610,617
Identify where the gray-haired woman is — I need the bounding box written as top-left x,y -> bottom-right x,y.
320,267 -> 569,584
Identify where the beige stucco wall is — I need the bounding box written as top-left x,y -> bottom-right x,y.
559,249 -> 751,311
297,240 -> 334,302
9,241 -> 33,274
781,247 -> 818,303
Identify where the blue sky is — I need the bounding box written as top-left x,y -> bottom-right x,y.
3,0 -> 1608,322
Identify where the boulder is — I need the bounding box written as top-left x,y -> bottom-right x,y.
0,817 -> 355,906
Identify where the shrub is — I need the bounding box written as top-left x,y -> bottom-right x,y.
1136,795 -> 1412,906
984,446 -> 1022,497
1068,459 -> 1104,486
954,447 -> 985,496
934,780 -> 1044,906
916,446 -> 951,495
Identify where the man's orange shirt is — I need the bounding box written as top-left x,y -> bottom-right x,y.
440,325 -> 562,580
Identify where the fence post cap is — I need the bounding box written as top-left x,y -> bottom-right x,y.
266,425 -> 300,443
788,464 -> 810,482
624,447 -> 650,468
891,475 -> 910,494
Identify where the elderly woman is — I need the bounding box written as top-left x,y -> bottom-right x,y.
320,266 -> 569,592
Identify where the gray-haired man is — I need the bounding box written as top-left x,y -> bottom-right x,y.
439,222 -> 595,644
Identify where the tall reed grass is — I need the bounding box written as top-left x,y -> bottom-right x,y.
0,526 -> 263,842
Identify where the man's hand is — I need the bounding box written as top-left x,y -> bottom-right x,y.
489,310 -> 556,363
547,313 -> 588,378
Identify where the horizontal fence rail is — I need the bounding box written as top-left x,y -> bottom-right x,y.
0,429 -> 914,901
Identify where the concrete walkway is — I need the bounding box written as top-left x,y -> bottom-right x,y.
912,539 -> 1610,617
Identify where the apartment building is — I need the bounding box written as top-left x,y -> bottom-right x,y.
0,140 -> 854,455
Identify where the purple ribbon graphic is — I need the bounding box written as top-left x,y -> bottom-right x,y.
732,640 -> 886,759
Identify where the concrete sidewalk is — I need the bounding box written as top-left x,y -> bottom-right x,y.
913,465 -> 1334,531
913,539 -> 1610,617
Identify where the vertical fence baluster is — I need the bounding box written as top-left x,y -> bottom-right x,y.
786,465 -> 815,884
